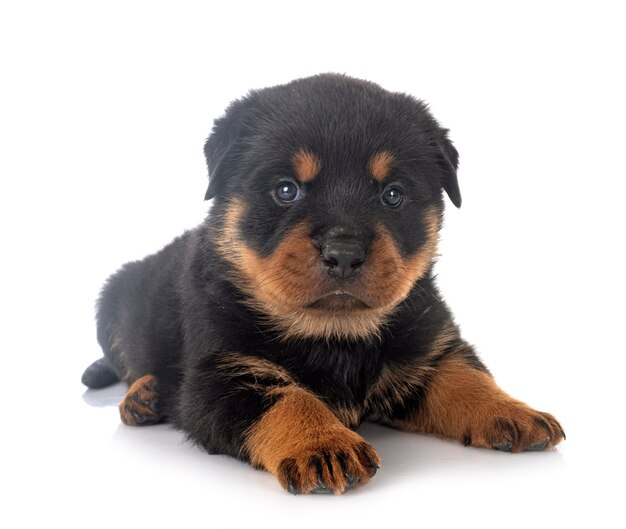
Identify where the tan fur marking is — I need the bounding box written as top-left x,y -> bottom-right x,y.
245,386 -> 380,494
292,149 -> 321,183
369,151 -> 395,182
426,320 -> 461,356
107,334 -> 133,383
365,321 -> 460,417
217,353 -> 295,388
216,199 -> 386,340
365,363 -> 434,418
396,358 -> 565,452
216,199 -> 441,341
363,206 -> 441,313
275,309 -> 388,342
404,206 -> 441,282
109,334 -> 122,352
119,374 -> 160,426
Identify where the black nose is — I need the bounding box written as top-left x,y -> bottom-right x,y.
321,240 -> 366,279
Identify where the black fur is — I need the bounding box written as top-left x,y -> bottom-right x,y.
81,357 -> 118,388
85,74 -> 554,491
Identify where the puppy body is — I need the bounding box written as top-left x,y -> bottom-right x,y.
85,74 -> 564,494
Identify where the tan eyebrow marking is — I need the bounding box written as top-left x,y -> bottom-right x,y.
292,149 -> 321,183
369,151 -> 395,182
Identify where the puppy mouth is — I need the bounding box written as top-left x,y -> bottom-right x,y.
305,291 -> 371,310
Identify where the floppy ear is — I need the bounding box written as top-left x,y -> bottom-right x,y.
435,128 -> 462,208
203,98 -> 251,200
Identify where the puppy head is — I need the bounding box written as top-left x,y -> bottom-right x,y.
207,74 -> 460,341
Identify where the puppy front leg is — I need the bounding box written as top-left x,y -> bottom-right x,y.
397,353 -> 565,452
245,386 -> 380,494
178,356 -> 379,494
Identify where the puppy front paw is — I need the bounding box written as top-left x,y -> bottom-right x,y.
276,434 -> 380,495
466,405 -> 565,453
244,386 -> 381,494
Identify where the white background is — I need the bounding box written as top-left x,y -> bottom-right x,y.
1,1 -> 625,527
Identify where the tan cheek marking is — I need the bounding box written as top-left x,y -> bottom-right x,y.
216,200 -> 442,341
219,198 -> 247,252
238,219 -> 394,341
217,198 -> 319,309
369,151 -> 395,182
404,206 -> 441,280
238,223 -> 317,308
364,206 -> 441,310
292,149 -> 321,183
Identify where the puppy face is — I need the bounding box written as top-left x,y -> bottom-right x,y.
207,75 -> 460,341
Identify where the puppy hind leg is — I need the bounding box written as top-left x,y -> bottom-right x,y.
119,374 -> 162,426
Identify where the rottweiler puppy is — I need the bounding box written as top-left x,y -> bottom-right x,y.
82,74 -> 565,494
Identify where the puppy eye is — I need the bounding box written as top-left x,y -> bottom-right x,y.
381,186 -> 403,207
274,180 -> 301,203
